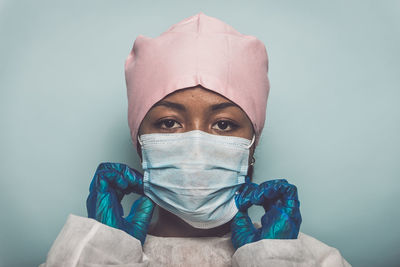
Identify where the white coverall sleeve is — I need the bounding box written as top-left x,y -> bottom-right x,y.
40,214 -> 149,267
231,232 -> 351,267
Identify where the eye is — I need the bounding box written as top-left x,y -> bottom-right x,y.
212,120 -> 238,132
156,119 -> 182,129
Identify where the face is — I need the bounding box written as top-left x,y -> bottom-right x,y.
138,86 -> 255,165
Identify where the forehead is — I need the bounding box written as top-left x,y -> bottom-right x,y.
160,86 -> 233,105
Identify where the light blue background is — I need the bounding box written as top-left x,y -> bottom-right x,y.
1,0 -> 399,266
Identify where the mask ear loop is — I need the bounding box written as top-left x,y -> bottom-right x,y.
137,135 -> 143,146
246,134 -> 256,149
137,135 -> 144,164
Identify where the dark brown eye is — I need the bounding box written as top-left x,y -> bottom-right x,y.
157,119 -> 182,129
164,119 -> 175,128
212,120 -> 238,132
217,121 -> 228,130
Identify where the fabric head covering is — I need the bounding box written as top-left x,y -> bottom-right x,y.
125,12 -> 270,149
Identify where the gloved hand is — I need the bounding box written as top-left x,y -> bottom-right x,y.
231,177 -> 302,249
86,162 -> 154,245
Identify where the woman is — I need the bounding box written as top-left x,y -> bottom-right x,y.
41,12 -> 350,266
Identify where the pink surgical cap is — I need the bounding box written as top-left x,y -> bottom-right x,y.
125,12 -> 270,149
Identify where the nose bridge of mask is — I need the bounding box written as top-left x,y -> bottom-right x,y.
138,130 -> 255,152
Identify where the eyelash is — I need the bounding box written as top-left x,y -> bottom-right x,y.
212,120 -> 239,132
155,119 -> 182,130
154,119 -> 239,132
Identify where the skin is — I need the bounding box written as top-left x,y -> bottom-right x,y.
137,85 -> 255,238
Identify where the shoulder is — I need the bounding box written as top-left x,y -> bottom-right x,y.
41,214 -> 146,267
297,232 -> 351,266
232,231 -> 351,267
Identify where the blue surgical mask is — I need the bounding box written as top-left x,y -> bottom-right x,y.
138,130 -> 255,229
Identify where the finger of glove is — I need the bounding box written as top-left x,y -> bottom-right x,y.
260,205 -> 300,239
235,181 -> 258,211
93,189 -> 125,229
88,172 -> 123,218
273,198 -> 302,229
262,190 -> 302,225
251,179 -> 289,206
95,166 -> 128,193
125,196 -> 155,245
95,163 -> 144,195
122,165 -> 144,194
279,203 -> 302,227
86,189 -> 98,219
256,180 -> 299,208
126,196 -> 155,224
231,211 -> 260,249
277,182 -> 299,201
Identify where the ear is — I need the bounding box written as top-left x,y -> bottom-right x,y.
247,143 -> 255,165
247,165 -> 254,181
247,145 -> 256,181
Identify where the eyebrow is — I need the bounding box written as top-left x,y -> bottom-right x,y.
152,100 -> 237,112
210,102 -> 236,111
152,101 -> 186,111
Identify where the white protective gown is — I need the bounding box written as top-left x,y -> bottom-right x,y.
40,214 -> 351,267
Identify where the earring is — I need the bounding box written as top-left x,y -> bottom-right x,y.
250,156 -> 256,166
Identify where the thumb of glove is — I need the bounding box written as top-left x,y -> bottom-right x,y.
260,199 -> 301,240
231,211 -> 260,249
124,196 -> 155,245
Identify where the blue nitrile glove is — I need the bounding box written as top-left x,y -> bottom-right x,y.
231,177 -> 302,249
86,162 -> 154,245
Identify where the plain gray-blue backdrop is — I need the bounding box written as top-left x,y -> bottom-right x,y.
1,0 -> 399,266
